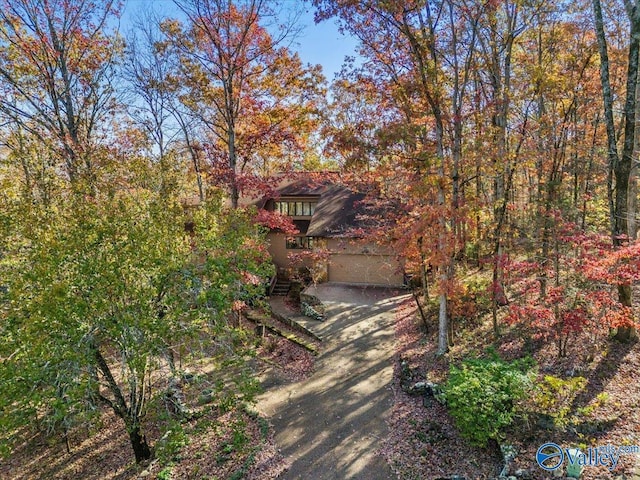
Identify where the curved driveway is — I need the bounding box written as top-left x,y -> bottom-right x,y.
256,285 -> 409,480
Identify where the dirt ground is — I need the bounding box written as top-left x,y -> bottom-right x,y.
256,285 -> 409,480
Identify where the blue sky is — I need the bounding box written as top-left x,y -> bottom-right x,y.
290,7 -> 358,81
122,0 -> 359,81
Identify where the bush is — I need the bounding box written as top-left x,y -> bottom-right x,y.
442,354 -> 533,447
532,375 -> 587,429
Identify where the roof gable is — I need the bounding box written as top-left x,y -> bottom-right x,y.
307,186 -> 368,237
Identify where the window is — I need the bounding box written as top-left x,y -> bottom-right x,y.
302,202 -> 314,217
286,236 -> 314,249
275,201 -> 316,217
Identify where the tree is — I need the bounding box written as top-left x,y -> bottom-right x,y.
123,9 -> 183,196
0,0 -> 122,185
505,226 -> 639,357
472,0 -> 532,333
316,0 -> 483,354
162,0 -> 324,207
592,0 -> 640,340
0,188 -> 273,462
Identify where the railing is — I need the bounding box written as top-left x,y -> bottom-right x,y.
268,273 -> 278,296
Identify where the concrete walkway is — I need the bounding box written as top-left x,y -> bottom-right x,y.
256,285 -> 409,480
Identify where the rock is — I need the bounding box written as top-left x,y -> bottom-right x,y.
299,291 -> 322,306
409,381 -> 441,396
514,469 -> 532,479
499,444 -> 517,477
400,359 -> 413,389
301,302 -> 325,321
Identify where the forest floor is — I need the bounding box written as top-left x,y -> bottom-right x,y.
3,280 -> 640,480
0,314 -> 318,480
384,281 -> 640,480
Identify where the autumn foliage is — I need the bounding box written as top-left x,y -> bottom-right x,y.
504,225 -> 639,356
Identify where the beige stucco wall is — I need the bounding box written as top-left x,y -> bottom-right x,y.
266,232 -> 318,279
267,234 -> 404,286
326,238 -> 404,286
326,238 -> 396,256
266,232 -> 289,273
328,253 -> 404,286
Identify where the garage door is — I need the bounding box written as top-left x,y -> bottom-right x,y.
328,253 -> 404,286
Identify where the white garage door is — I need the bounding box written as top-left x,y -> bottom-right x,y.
328,253 -> 404,286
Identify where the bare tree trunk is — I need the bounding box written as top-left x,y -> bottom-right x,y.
630,66 -> 640,241
476,0 -> 518,334
127,421 -> 152,464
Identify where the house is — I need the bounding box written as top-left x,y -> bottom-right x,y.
254,174 -> 404,287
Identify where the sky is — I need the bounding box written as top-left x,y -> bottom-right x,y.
290,7 -> 359,81
121,0 -> 360,81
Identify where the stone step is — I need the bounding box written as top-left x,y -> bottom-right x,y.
271,281 -> 291,296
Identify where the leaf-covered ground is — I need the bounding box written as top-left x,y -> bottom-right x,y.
381,295 -> 640,479
5,292 -> 639,480
380,298 -> 504,479
0,315 -> 317,480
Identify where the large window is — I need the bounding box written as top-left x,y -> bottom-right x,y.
286,236 -> 314,250
275,201 -> 316,216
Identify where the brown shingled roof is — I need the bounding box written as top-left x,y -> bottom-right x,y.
307,186 -> 368,237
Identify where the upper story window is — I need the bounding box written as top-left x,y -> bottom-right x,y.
275,200 -> 316,216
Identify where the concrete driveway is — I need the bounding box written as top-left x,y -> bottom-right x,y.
256,284 -> 409,480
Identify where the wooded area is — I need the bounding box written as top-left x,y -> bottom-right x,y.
1,0 -> 640,477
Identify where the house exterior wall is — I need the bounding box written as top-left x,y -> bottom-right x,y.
266,232 -> 320,279
328,253 -> 404,286
267,235 -> 403,286
326,238 -> 403,286
326,238 -> 396,256
266,232 -> 289,274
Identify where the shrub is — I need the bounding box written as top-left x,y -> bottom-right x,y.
442,354 -> 534,447
532,375 -> 587,429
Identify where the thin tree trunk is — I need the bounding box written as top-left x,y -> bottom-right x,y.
228,120 -> 239,209
582,114 -> 600,230
127,421 -> 152,463
418,236 -> 429,302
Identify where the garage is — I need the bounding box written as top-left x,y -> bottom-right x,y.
328,253 -> 404,286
